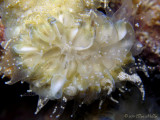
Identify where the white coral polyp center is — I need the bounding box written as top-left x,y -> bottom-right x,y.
14,14 -> 133,99
0,0 -> 135,101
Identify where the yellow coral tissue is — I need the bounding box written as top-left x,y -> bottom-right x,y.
0,0 -> 144,117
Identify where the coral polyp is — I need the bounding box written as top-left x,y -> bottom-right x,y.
0,0 -> 144,117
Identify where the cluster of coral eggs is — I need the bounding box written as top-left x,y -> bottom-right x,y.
0,0 -> 141,105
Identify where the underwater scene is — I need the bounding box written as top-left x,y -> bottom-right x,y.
0,0 -> 160,120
